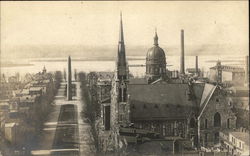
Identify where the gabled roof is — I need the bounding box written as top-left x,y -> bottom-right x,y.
130,101 -> 195,120
128,83 -> 196,120
128,83 -> 194,106
192,83 -> 205,105
198,84 -> 217,118
200,83 -> 216,107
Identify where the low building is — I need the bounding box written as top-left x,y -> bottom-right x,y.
220,130 -> 249,156
226,86 -> 249,129
209,61 -> 245,86
186,68 -> 201,76
29,86 -> 43,95
4,122 -> 17,144
0,101 -> 9,131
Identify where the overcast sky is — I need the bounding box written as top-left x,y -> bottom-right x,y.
1,1 -> 248,56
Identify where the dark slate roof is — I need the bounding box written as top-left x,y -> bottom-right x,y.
129,78 -> 148,84
128,83 -> 197,120
192,83 -> 205,105
96,72 -> 114,79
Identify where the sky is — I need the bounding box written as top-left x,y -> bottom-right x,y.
0,1 -> 249,58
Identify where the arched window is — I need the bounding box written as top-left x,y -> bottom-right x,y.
204,133 -> 208,145
190,118 -> 196,128
214,132 -> 220,144
227,118 -> 230,129
205,119 -> 208,129
214,112 -> 221,127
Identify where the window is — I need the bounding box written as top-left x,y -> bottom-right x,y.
214,112 -> 221,127
163,124 -> 166,136
227,119 -> 230,129
205,119 -> 208,129
214,132 -> 220,144
205,133 -> 208,144
190,118 -> 196,128
216,98 -> 220,102
139,123 -> 142,129
131,104 -> 135,109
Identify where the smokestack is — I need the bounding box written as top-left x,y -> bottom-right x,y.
245,56 -> 249,84
195,56 -> 199,76
180,29 -> 185,75
67,56 -> 72,101
217,61 -> 222,84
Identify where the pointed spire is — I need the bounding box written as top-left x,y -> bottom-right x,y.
117,12 -> 127,77
154,28 -> 158,46
119,12 -> 124,43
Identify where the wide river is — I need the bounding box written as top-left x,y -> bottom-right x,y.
1,55 -> 246,79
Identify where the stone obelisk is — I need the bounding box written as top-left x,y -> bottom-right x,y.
67,56 -> 72,100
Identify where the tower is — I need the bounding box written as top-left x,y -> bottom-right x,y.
42,66 -> 47,74
146,30 -> 167,83
110,13 -> 130,128
216,60 -> 222,84
67,56 -> 72,101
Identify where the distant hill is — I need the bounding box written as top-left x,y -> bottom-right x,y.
1,44 -> 248,60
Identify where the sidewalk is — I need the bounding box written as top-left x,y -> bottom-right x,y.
75,81 -> 93,156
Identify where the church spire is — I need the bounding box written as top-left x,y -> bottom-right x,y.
117,12 -> 126,75
119,12 -> 124,43
154,28 -> 159,46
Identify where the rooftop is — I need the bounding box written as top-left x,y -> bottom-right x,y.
128,83 -> 196,120
210,65 -> 245,73
230,132 -> 249,145
5,122 -> 16,128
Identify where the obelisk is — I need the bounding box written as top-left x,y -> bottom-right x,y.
67,56 -> 72,100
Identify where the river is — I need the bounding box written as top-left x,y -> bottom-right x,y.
1,55 -> 246,80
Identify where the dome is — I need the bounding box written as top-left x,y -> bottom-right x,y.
146,31 -> 166,64
146,46 -> 166,63
145,31 -> 167,83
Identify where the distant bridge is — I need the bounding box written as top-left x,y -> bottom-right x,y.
129,64 -> 173,67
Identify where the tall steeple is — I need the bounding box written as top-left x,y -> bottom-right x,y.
119,12 -> 124,44
117,12 -> 127,79
110,13 -> 130,128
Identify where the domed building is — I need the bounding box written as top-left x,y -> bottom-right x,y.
146,31 -> 167,82
101,16 -> 237,152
